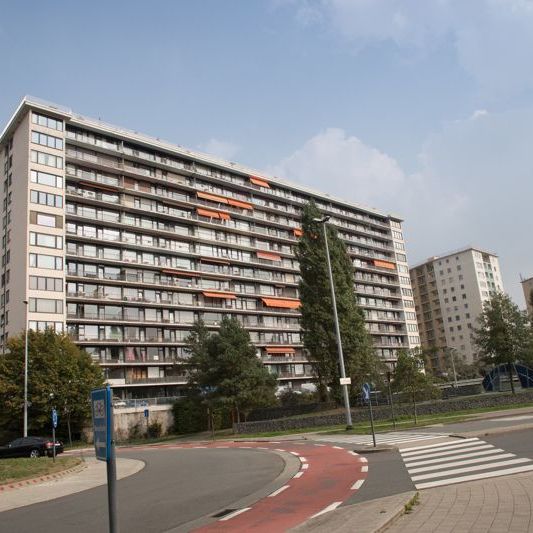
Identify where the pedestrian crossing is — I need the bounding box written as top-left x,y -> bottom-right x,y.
400,437 -> 533,489
313,431 -> 449,446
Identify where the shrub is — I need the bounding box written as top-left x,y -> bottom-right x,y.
173,397 -> 206,434
148,420 -> 163,439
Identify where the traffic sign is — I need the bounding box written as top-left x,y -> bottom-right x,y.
362,383 -> 371,401
340,377 -> 351,386
91,387 -> 112,461
52,408 -> 58,429
144,409 -> 149,418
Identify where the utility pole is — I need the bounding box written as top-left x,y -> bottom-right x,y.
23,300 -> 29,437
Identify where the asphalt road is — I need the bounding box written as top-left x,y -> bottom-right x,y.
0,448 -> 285,533
411,413 -> 533,434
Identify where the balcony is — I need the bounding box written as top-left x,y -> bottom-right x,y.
125,376 -> 188,385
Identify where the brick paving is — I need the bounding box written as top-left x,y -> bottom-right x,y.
385,472 -> 533,533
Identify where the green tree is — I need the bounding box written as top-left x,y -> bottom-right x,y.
392,349 -> 440,423
186,317 -> 277,424
296,200 -> 382,402
473,292 -> 533,394
0,329 -> 104,439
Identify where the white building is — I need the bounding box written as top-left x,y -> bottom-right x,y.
410,246 -> 504,369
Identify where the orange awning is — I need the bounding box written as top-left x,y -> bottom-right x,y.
293,228 -> 303,237
261,297 -> 300,309
266,346 -> 296,354
197,208 -> 231,220
257,251 -> 282,262
227,198 -> 253,210
197,191 -> 228,204
202,291 -> 237,299
200,257 -> 230,265
162,268 -> 200,277
250,176 -> 270,188
373,259 -> 396,270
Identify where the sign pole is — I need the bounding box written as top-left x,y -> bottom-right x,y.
51,408 -> 58,463
363,383 -> 377,447
92,386 -> 119,533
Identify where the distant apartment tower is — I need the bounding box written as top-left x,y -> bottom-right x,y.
410,247 -> 504,371
0,96 -> 420,400
522,276 -> 533,314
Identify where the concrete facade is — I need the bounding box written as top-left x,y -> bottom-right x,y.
521,276 -> 533,314
0,96 -> 420,399
410,247 -> 504,370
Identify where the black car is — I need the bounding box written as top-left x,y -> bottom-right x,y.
0,436 -> 64,458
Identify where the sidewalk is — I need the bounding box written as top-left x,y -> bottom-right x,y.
385,471 -> 533,533
0,457 -> 144,513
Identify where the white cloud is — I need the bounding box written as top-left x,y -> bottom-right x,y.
268,110 -> 533,305
288,0 -> 533,98
269,128 -> 406,210
198,138 -> 240,161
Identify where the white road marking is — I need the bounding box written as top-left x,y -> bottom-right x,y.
314,444 -> 326,447
351,479 -> 365,490
405,448 -> 507,467
492,415 -> 533,422
415,464 -> 533,490
215,446 -> 229,449
402,440 -> 486,457
290,451 -> 300,456
411,457 -> 532,481
299,457 -> 308,462
314,432 -> 449,446
293,471 -> 304,478
361,465 -> 368,472
257,447 -> 268,450
275,449 -> 286,452
348,451 -> 358,456
310,502 -> 343,519
302,463 -> 309,470
408,452 -> 516,474
403,444 -> 495,463
332,446 -> 344,449
268,485 -> 290,497
400,438 -> 480,453
360,457 -> 368,463
193,446 -> 207,449
219,508 -> 252,521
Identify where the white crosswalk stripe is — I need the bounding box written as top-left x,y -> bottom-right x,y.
313,431 -> 449,446
400,437 -> 533,489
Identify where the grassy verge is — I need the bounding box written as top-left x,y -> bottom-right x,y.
0,456 -> 82,485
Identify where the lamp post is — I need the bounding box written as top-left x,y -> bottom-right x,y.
448,347 -> 458,388
313,216 -> 353,429
23,300 -> 29,437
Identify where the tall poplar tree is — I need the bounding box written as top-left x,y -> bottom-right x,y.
296,201 -> 381,401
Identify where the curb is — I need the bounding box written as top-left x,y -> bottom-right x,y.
451,421 -> 533,439
0,462 -> 87,492
374,492 -> 418,533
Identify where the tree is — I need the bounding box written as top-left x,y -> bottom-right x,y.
473,292 -> 533,394
186,317 -> 277,424
392,349 -> 440,423
0,329 -> 104,439
296,200 -> 382,402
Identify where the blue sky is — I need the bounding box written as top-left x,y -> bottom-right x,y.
1,0 -> 532,304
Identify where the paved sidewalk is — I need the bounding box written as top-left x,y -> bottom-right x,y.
385,471 -> 533,532
0,457 -> 144,512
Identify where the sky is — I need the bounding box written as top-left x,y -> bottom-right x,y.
1,0 -> 532,305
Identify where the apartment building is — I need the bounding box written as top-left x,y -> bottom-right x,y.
0,96 -> 420,400
522,276 -> 533,314
410,247 -> 504,371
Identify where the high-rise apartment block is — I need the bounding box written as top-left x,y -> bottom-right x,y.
0,97 -> 419,399
410,246 -> 504,371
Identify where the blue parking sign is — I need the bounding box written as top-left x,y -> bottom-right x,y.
362,383 -> 371,401
91,387 -> 112,461
52,408 -> 58,429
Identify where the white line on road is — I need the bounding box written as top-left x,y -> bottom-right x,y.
415,464 -> 533,489
360,457 -> 368,463
400,438 -> 480,453
293,471 -> 304,478
299,457 -> 307,462
411,458 -> 532,481
361,465 -> 368,472
351,479 -> 365,490
408,453 -> 516,474
402,443 -> 493,460
405,448 -> 507,468
302,463 -> 309,470
290,451 -> 300,456
310,502 -> 343,519
402,440 -> 485,457
219,508 -> 252,521
268,485 -> 290,497
275,449 -> 286,452
332,446 -> 344,449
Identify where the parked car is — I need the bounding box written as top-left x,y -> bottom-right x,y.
0,436 -> 64,458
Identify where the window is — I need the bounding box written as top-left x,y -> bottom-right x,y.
29,232 -> 63,249
32,112 -> 63,131
30,190 -> 63,208
31,131 -> 63,150
30,211 -> 63,228
28,321 -> 63,332
29,253 -> 63,270
29,276 -> 63,291
31,150 -> 63,169
30,170 -> 63,188
29,297 -> 63,313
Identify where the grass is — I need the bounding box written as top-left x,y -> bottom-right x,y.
0,456 -> 82,485
404,492 -> 420,514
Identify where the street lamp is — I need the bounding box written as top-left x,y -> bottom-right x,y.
447,347 -> 458,388
23,299 -> 29,437
313,215 -> 353,429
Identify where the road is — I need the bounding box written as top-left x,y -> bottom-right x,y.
0,447 -> 286,533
